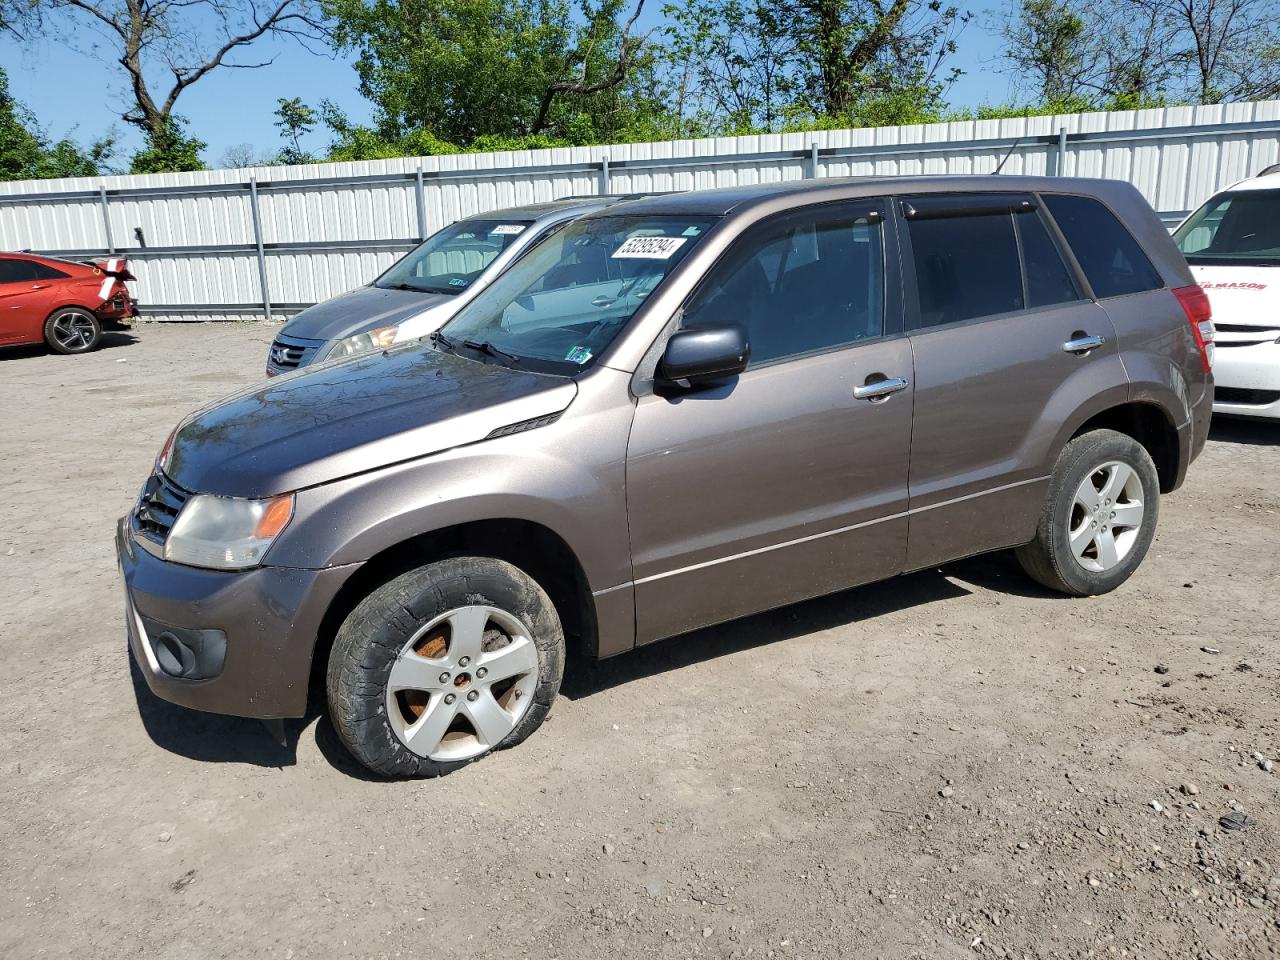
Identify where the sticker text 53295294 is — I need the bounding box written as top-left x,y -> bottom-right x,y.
612,236 -> 688,260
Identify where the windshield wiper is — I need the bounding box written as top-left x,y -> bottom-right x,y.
429,330 -> 457,353
382,281 -> 459,294
462,338 -> 522,366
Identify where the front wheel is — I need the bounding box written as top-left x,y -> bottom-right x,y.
1015,428 -> 1160,596
326,556 -> 565,778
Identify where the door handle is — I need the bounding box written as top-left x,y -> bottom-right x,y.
30,284 -> 50,290
1062,334 -> 1105,354
590,295 -> 617,307
853,377 -> 910,401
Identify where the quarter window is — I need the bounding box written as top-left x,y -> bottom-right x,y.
29,262 -> 69,280
1043,194 -> 1163,298
683,204 -> 885,367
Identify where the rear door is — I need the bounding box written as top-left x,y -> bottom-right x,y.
626,199 -> 914,642
899,193 -> 1127,570
0,258 -> 46,344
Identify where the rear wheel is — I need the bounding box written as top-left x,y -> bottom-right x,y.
326,556 -> 564,778
43,307 -> 101,355
1015,428 -> 1160,596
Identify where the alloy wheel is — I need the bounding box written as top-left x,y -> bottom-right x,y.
50,311 -> 97,351
1068,460 -> 1145,572
385,605 -> 539,762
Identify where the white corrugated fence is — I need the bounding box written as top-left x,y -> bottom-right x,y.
2,100 -> 1279,321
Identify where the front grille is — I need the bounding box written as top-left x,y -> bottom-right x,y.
267,335 -> 324,374
134,471 -> 192,544
1215,387 -> 1280,406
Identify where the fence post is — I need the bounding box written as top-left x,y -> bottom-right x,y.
809,142 -> 820,179
248,177 -> 272,322
98,185 -> 114,254
600,156 -> 611,195
415,165 -> 427,241
1057,127 -> 1067,176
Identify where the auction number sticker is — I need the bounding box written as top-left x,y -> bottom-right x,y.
612,236 -> 687,259
490,224 -> 526,235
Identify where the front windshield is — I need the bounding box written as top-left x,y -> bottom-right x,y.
374,219 -> 533,294
1174,190 -> 1280,265
438,215 -> 716,373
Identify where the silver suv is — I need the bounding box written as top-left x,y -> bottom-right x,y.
265,197 -> 635,375
119,176 -> 1214,777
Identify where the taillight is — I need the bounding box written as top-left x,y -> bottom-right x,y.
1172,284 -> 1214,372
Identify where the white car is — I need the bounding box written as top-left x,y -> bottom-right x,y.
1173,168 -> 1280,420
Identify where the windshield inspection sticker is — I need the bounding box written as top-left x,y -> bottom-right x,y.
448,277 -> 468,287
490,224 -> 526,235
612,236 -> 688,260
565,345 -> 593,364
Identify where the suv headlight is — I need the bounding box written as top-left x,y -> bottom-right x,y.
165,493 -> 294,570
325,324 -> 399,360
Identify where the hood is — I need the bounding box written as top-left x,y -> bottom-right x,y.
281,286 -> 455,342
166,345 -> 577,497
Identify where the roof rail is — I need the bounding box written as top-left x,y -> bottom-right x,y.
1258,162 -> 1280,176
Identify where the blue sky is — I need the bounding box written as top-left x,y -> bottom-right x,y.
0,1 -> 1017,168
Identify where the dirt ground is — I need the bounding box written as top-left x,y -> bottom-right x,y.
1,323 -> 1277,960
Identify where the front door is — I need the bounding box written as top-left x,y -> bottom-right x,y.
625,200 -> 914,643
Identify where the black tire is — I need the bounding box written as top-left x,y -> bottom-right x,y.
326,556 -> 565,778
1015,428 -> 1160,596
43,307 -> 102,355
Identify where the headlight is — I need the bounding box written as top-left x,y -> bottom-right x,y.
165,493 -> 295,570
325,324 -> 399,360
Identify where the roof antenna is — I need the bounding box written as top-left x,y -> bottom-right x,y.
994,137 -> 1023,175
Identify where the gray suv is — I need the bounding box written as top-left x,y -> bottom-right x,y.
118,176 -> 1214,778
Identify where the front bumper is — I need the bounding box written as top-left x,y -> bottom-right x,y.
1212,339 -> 1280,420
117,516 -> 358,719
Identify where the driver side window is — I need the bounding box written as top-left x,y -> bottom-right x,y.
683,203 -> 885,367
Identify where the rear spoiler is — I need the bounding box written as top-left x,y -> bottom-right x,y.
85,257 -> 136,282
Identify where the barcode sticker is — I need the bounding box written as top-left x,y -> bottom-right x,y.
612,236 -> 688,259
490,224 -> 526,235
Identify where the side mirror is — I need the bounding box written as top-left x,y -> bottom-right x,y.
657,324 -> 750,387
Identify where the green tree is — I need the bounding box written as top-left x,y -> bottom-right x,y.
129,115 -> 206,174
655,0 -> 968,135
0,67 -> 114,180
1001,0 -> 1280,107
275,97 -> 319,164
324,0 -> 654,147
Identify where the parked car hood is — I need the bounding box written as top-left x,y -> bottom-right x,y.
281,285 -> 455,342
166,345 -> 577,498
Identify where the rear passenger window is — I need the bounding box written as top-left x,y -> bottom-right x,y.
907,211 -> 1023,326
1043,194 -> 1163,298
0,259 -> 36,283
1018,212 -> 1080,307
683,203 -> 884,367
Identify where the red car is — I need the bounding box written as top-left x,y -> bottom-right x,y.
0,253 -> 137,354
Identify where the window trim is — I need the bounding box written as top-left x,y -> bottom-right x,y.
1038,191 -> 1167,300
1017,203 -> 1086,307
674,196 -> 902,373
